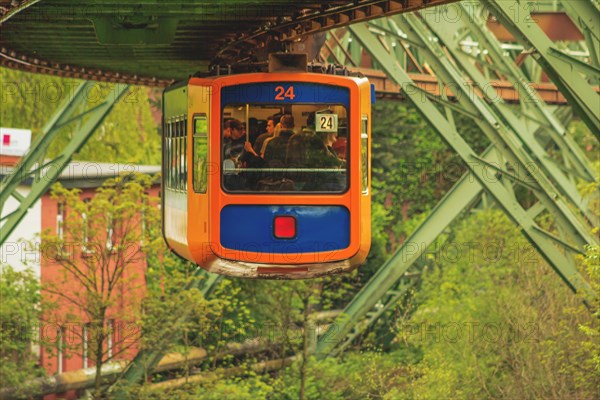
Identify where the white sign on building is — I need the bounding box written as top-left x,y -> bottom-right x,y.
0,127 -> 32,156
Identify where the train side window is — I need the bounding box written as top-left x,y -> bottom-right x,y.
168,117 -> 188,192
178,118 -> 183,191
193,114 -> 208,193
179,118 -> 186,191
165,120 -> 172,189
163,121 -> 168,188
167,121 -> 173,188
361,115 -> 369,195
183,118 -> 188,191
174,119 -> 178,190
172,118 -> 177,190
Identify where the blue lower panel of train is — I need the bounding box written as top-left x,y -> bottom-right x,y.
220,205 -> 350,253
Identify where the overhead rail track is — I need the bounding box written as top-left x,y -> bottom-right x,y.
0,1 -> 590,87
0,0 -> 456,84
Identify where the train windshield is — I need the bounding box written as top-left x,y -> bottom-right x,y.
221,104 -> 348,193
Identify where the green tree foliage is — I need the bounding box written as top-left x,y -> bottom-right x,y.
394,210 -> 599,399
43,174 -> 160,398
0,67 -> 160,164
0,266 -> 46,396
364,100 -> 484,279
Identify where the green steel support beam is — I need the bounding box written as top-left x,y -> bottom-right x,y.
350,22 -> 596,300
457,3 -> 596,183
330,30 -> 357,67
327,270 -> 421,357
317,105 -> 573,358
416,6 -> 597,221
558,0 -> 600,68
387,13 -> 596,249
112,269 -> 221,396
480,0 -> 600,138
0,81 -> 128,245
0,83 -> 87,213
316,144 -> 494,358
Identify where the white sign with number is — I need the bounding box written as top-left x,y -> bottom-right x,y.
315,113 -> 338,133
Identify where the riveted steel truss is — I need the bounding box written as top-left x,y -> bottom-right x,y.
317,5 -> 598,356
0,81 -> 129,245
481,0 -> 600,138
317,146 -> 495,357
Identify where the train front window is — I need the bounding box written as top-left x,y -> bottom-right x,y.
221,104 -> 348,193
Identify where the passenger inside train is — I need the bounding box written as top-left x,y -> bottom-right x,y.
222,105 -> 348,192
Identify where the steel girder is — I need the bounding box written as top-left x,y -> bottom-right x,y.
416,5 -> 597,221
558,0 -> 600,69
457,3 -> 596,183
316,146 -> 497,357
326,24 -> 596,344
0,81 -> 128,245
401,10 -> 597,286
317,19 -> 594,357
382,14 -> 597,251
480,0 -> 600,138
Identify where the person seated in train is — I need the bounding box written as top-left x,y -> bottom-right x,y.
263,114 -> 295,168
247,117 -> 260,145
223,119 -> 245,160
223,119 -> 264,190
285,113 -> 319,185
286,113 -> 315,165
307,131 -> 345,168
253,115 -> 276,154
331,125 -> 348,160
222,118 -> 234,143
304,130 -> 346,191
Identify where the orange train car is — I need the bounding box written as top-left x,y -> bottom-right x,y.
162,72 -> 372,278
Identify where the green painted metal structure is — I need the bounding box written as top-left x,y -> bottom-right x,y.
481,0 -> 600,138
0,0 -> 454,84
454,3 -> 595,184
0,81 -> 129,244
417,5 -> 596,220
317,2 -> 598,356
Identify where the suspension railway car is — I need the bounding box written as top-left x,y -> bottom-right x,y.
162,71 -> 372,278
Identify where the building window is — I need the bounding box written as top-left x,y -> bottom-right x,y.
82,198 -> 91,254
57,327 -> 64,374
106,213 -> 113,250
82,323 -> 89,368
56,202 -> 65,239
107,320 -> 114,359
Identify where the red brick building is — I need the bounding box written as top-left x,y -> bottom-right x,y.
1,156 -> 160,398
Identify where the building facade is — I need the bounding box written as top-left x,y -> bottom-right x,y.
1,156 -> 160,398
